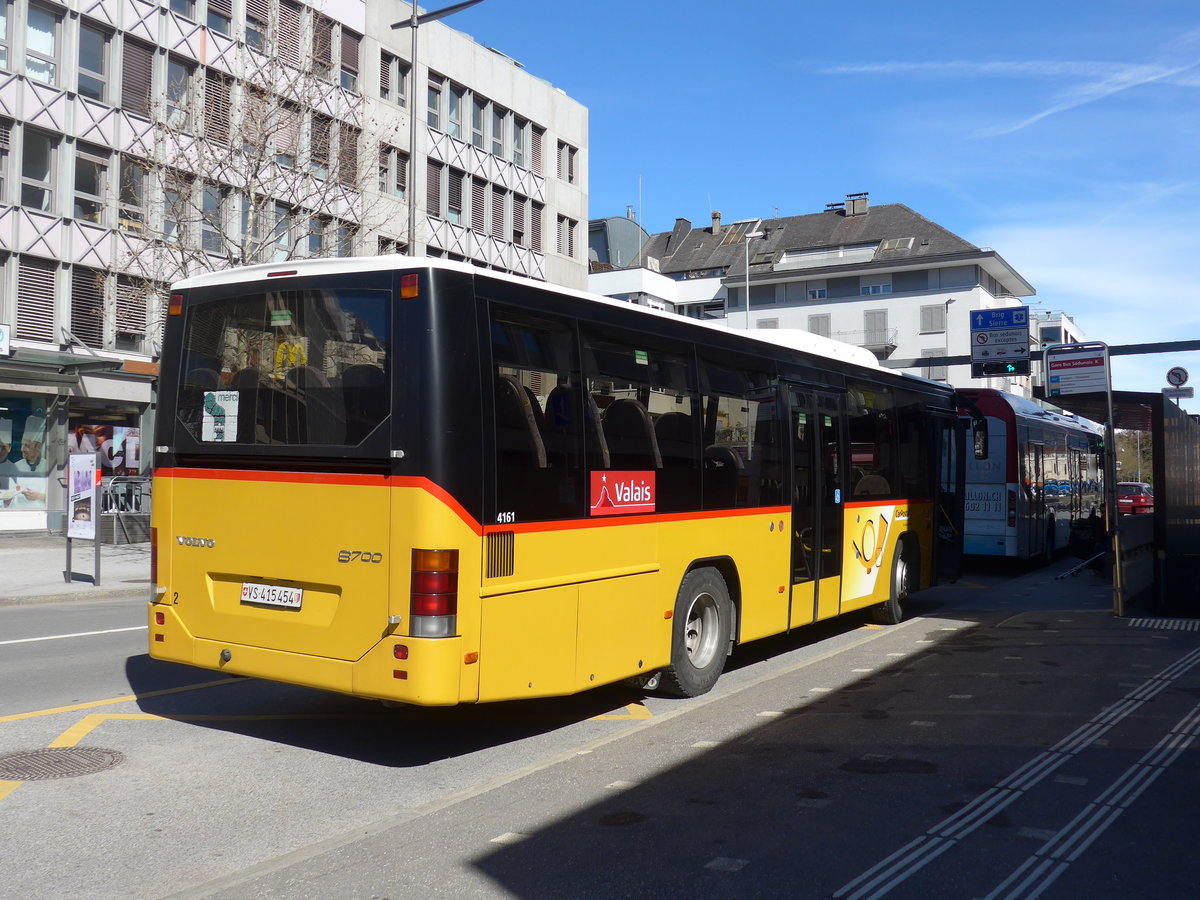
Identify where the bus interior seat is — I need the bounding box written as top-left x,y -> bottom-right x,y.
655,411 -> 696,468
545,385 -> 609,468
703,443 -> 742,507
603,398 -> 662,470
853,472 -> 892,497
284,366 -> 344,443
340,364 -> 386,444
495,374 -> 547,469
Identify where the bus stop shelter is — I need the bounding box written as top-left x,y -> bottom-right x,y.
1037,389 -> 1200,616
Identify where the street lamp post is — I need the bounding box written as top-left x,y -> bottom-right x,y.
392,0 -> 485,256
742,230 -> 763,329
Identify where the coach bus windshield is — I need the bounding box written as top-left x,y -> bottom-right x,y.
175,287 -> 390,447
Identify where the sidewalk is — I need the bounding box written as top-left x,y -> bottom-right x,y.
0,532 -> 151,606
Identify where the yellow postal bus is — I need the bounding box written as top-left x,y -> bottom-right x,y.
149,258 -> 965,705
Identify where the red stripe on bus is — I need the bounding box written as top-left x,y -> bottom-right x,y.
482,506 -> 791,535
155,468 -> 483,534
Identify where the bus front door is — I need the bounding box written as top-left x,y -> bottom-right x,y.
935,414 -> 966,582
788,386 -> 845,627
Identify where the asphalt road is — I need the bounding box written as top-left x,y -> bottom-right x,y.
2,559 -> 1198,900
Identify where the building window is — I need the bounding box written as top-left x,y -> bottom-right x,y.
118,157 -> 147,233
307,216 -> 327,256
492,187 -> 506,240
206,0 -> 232,36
379,145 -> 407,198
204,70 -> 232,143
447,84 -> 464,140
427,75 -> 442,130
0,1 -> 9,71
531,201 -> 543,252
557,215 -> 575,257
447,168 -> 464,225
271,202 -> 293,259
78,21 -> 110,102
531,125 -> 544,175
309,114 -> 331,178
17,256 -> 57,341
115,275 -> 149,352
275,102 -> 300,168
919,304 -> 946,334
922,348 -> 948,382
512,117 -> 526,168
162,176 -> 190,245
471,96 -> 485,149
277,0 -> 301,66
169,0 -> 195,18
201,184 -> 227,254
512,194 -> 526,246
807,287 -> 827,300
864,309 -> 889,346
426,159 -> 442,218
340,28 -> 360,91
121,37 -> 154,117
74,144 -> 108,224
860,283 -> 892,296
808,313 -> 831,338
337,123 -> 359,186
0,119 -> 10,201
165,56 -> 195,130
244,0 -> 267,53
470,176 -> 485,232
21,128 -> 56,212
557,141 -> 576,184
380,52 -> 407,107
311,13 -> 333,80
25,4 -> 60,85
336,222 -> 356,257
70,266 -> 106,348
491,105 -> 506,158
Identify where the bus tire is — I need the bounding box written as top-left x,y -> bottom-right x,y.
873,542 -> 910,625
660,568 -> 732,698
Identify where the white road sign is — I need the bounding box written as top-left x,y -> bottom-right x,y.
1166,366 -> 1189,387
1046,346 -> 1109,396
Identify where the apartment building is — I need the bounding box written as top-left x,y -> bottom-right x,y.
590,194 -> 1042,394
0,0 -> 587,532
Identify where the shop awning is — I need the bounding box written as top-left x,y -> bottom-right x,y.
0,348 -> 124,388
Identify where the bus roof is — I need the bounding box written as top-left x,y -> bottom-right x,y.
172,255 -> 895,377
957,387 -> 1104,436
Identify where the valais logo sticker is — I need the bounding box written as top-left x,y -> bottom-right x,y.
589,471 -> 656,516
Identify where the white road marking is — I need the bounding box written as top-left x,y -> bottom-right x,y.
0,625 -> 147,646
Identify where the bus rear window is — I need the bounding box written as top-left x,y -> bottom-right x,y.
176,288 -> 390,447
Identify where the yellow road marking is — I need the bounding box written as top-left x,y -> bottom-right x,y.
0,781 -> 21,801
48,714 -> 164,749
593,702 -> 652,721
0,677 -> 237,724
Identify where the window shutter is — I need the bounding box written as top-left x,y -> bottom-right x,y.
204,70 -> 231,143
310,114 -> 331,167
276,103 -> 300,160
277,1 -> 302,66
208,0 -> 232,16
337,124 -> 359,185
122,38 -> 155,117
0,119 -> 11,150
244,0 -> 269,18
531,126 -> 543,175
530,201 -> 543,252
379,53 -> 391,97
491,188 -> 505,239
512,195 -> 526,245
341,29 -> 360,72
426,160 -> 442,214
448,168 -> 463,216
395,150 -> 408,194
71,267 -> 106,348
17,257 -> 57,342
116,276 -> 149,337
471,178 -> 485,232
312,14 -> 333,67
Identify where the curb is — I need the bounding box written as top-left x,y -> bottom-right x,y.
0,585 -> 152,607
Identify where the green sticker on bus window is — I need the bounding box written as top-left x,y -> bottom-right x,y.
634,350 -> 648,365
270,310 -> 293,327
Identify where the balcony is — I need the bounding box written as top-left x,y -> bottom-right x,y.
833,328 -> 898,359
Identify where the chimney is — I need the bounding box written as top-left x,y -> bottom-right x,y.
664,217 -> 691,255
626,204 -> 636,220
845,192 -> 869,217
711,210 -> 722,236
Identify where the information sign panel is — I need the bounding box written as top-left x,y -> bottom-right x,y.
67,452 -> 100,540
1046,346 -> 1109,396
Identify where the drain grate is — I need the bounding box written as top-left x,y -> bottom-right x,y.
0,747 -> 125,781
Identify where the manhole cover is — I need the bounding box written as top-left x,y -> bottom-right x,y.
0,747 -> 125,781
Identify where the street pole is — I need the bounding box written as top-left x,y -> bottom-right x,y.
392,0 -> 485,256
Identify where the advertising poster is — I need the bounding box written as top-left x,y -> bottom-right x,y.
68,452 -> 100,540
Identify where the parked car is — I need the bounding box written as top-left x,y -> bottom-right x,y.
1117,482 -> 1154,515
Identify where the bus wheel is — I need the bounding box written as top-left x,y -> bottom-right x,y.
661,568 -> 732,697
873,544 -> 909,625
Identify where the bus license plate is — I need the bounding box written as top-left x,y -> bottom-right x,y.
240,582 -> 303,609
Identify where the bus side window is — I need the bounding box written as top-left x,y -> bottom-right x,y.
603,398 -> 661,470
495,374 -> 547,469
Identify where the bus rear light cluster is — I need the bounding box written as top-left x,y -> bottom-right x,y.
1007,489 -> 1017,527
409,549 -> 458,637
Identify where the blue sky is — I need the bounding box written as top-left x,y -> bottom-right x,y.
448,0 -> 1200,410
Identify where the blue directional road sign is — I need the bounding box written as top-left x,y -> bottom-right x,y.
970,306 -> 1030,364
